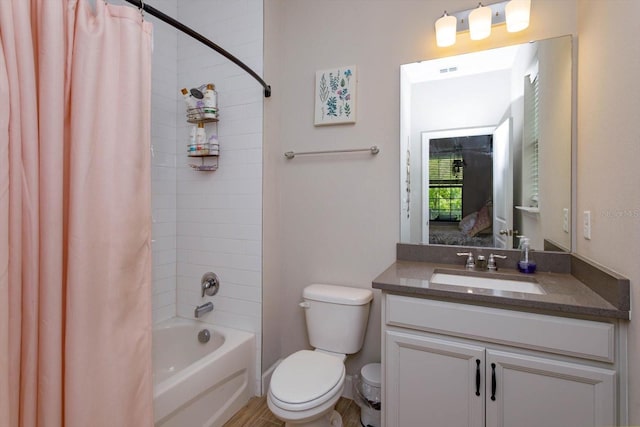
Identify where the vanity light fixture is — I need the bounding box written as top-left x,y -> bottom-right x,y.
434,0 -> 531,47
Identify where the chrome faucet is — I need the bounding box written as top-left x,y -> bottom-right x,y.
194,302 -> 214,318
201,272 -> 220,297
457,252 -> 476,269
487,254 -> 508,271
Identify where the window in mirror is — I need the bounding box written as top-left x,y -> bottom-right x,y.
429,153 -> 464,222
523,72 -> 540,208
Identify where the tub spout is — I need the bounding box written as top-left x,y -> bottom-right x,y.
194,302 -> 214,318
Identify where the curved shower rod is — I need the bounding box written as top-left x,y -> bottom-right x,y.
124,0 -> 272,98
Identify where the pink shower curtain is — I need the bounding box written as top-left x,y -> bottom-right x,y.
0,1 -> 153,426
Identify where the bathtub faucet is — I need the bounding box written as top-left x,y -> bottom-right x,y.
194,302 -> 214,318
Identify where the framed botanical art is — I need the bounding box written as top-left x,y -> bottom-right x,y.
314,65 -> 357,126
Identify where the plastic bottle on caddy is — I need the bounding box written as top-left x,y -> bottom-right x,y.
203,83 -> 218,119
207,133 -> 219,155
195,122 -> 208,155
187,125 -> 197,156
180,88 -> 197,109
181,87 -> 198,121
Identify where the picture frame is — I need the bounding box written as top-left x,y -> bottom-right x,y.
314,65 -> 357,126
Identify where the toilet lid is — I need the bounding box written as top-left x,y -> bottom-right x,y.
270,350 -> 345,404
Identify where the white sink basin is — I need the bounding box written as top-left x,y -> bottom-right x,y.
430,271 -> 546,295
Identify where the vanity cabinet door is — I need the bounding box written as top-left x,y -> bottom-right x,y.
385,330 -> 485,427
485,349 -> 616,427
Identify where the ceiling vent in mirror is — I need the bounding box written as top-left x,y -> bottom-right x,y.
439,67 -> 458,74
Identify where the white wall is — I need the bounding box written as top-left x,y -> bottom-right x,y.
576,0 -> 640,420
175,0 -> 264,394
262,0 -> 285,382
149,0 -> 178,324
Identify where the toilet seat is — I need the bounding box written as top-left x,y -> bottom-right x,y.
269,350 -> 345,412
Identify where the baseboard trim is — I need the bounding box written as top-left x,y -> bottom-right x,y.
343,374 -> 354,400
261,358 -> 282,396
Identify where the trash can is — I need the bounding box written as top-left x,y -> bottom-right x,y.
354,363 -> 381,427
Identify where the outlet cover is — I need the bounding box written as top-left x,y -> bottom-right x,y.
563,208 -> 569,233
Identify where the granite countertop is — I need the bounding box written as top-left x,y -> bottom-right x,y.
373,260 -> 630,320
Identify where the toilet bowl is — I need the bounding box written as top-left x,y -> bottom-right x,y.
267,284 -> 373,427
268,350 -> 345,426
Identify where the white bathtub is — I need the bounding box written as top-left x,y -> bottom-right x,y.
153,318 -> 255,427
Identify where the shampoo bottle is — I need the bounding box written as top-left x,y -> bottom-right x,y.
517,237 -> 537,274
180,88 -> 196,110
207,134 -> 219,155
203,84 -> 218,119
188,125 -> 197,156
195,122 -> 207,155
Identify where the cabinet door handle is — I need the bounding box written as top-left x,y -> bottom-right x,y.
491,363 -> 497,401
475,359 -> 481,396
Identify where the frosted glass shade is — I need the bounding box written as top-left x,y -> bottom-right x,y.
469,5 -> 492,40
506,0 -> 531,32
435,14 -> 457,47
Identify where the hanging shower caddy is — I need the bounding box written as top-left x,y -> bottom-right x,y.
182,84 -> 219,171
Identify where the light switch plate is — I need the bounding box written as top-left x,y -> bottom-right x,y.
583,211 -> 591,240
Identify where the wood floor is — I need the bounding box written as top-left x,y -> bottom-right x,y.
223,395 -> 362,427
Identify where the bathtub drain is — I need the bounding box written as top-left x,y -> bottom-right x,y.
198,329 -> 211,343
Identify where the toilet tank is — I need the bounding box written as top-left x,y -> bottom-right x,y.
302,284 -> 373,355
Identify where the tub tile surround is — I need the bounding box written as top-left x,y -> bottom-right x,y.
146,0 -> 264,397
175,0 -> 264,396
148,0 -> 264,331
377,243 -> 631,320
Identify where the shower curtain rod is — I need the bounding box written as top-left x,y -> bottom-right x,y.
123,0 -> 272,98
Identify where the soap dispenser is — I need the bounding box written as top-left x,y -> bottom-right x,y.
517,237 -> 537,274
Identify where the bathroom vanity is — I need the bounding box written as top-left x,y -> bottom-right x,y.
388,32 -> 631,425
373,245 -> 630,427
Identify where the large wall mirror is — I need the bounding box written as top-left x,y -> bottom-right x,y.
400,35 -> 573,252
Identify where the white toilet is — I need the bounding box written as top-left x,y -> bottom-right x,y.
267,284 -> 373,427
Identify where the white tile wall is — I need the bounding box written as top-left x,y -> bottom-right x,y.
176,0 -> 264,393
149,0 -> 178,324
143,0 -> 263,391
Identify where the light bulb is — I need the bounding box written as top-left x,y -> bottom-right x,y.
469,4 -> 492,40
506,0 -> 531,32
435,13 -> 457,47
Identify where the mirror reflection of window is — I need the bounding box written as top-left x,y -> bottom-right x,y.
429,152 -> 464,222
524,72 -> 540,208
427,136 -> 494,246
